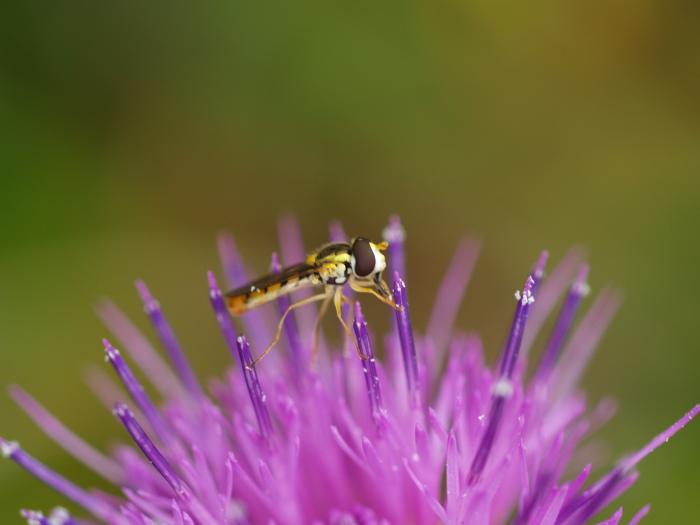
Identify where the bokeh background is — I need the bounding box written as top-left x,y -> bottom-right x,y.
1,2 -> 698,523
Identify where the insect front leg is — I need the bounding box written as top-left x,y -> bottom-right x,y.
333,287 -> 368,361
349,280 -> 402,310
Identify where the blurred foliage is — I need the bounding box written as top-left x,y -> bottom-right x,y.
1,2 -> 698,523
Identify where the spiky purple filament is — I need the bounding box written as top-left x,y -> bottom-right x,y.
208,271 -> 273,440
467,254 -> 545,487
0,439 -> 113,521
393,273 -> 420,409
104,339 -> 175,446
112,402 -> 187,497
382,215 -> 407,283
136,281 -> 204,402
353,302 -> 383,422
535,264 -> 590,382
270,252 -> 304,373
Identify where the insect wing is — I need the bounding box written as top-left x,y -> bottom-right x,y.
226,262 -> 319,315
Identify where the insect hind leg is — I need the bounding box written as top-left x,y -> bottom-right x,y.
249,292 -> 329,369
310,290 -> 334,365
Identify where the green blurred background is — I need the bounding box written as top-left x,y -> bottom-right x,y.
1,2 -> 698,523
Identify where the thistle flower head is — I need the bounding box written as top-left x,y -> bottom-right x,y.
2,216 -> 698,525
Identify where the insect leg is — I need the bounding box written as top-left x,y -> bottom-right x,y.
349,280 -> 402,310
337,292 -> 357,356
249,292 -> 329,368
333,288 -> 369,360
310,290 -> 334,364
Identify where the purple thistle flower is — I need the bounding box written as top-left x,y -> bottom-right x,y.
2,216 -> 698,525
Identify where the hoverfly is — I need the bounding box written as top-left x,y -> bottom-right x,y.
226,237 -> 401,367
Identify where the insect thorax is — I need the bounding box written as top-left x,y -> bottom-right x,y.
317,260 -> 352,286
310,243 -> 353,286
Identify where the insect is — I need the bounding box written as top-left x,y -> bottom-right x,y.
226,237 -> 401,367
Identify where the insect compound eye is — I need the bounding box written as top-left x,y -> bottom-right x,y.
351,237 -> 377,277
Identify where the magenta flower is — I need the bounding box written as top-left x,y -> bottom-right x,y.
2,216 -> 698,525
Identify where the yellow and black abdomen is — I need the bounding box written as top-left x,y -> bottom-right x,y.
226,263 -> 316,315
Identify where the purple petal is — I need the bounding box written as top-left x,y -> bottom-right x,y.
270,252 -> 304,374
104,338 -> 175,446
621,404 -> 700,473
112,402 -> 187,497
403,457 -> 449,524
207,271 -> 240,364
1,438 -> 115,521
552,288 -> 622,398
499,252 -> 546,379
354,302 -> 383,420
97,299 -> 185,400
392,273 -> 420,409
627,504 -> 650,525
8,384 -> 122,484
467,395 -> 506,486
136,280 -> 204,401
468,257 -> 545,487
236,335 -> 274,440
522,247 -> 587,358
216,231 -> 248,290
217,232 -> 274,353
534,264 -> 590,381
425,235 -> 480,361
277,213 -> 317,336
329,220 -> 347,244
382,215 -> 407,285
445,430 -> 460,521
